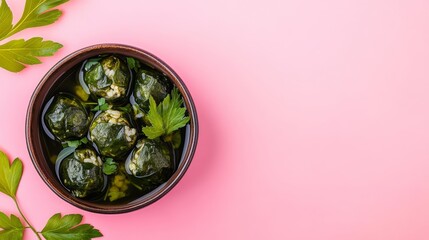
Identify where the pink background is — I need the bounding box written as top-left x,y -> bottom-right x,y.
1,0 -> 429,239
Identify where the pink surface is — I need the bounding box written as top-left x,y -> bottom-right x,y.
1,0 -> 429,239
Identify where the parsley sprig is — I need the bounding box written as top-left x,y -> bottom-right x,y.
126,57 -> 141,71
91,98 -> 109,112
62,137 -> 89,148
0,0 -> 68,72
102,158 -> 118,175
0,150 -> 102,240
142,88 -> 190,139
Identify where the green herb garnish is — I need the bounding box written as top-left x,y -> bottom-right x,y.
62,137 -> 89,148
0,0 -> 68,72
142,88 -> 190,139
116,104 -> 132,113
58,137 -> 89,164
91,98 -> 109,112
102,158 -> 118,175
0,150 -> 102,240
126,57 -> 141,71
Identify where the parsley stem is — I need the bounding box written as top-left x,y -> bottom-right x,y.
130,181 -> 143,191
13,198 -> 42,240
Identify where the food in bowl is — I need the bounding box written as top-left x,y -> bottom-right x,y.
40,54 -> 190,204
83,55 -> 131,102
58,147 -> 105,198
89,109 -> 137,158
44,93 -> 92,141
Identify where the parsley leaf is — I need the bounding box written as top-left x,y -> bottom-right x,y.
41,213 -> 102,240
80,137 -> 89,144
0,0 -> 13,41
142,88 -> 190,139
91,98 -> 109,112
64,140 -> 79,148
63,137 -> 89,148
58,137 -> 88,162
102,158 -> 118,175
0,212 -> 24,240
143,97 -> 165,139
0,37 -> 62,72
116,104 -> 132,113
0,0 -> 69,41
126,57 -> 141,71
0,0 -> 68,72
0,151 -> 23,198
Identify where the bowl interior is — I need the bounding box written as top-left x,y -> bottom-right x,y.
26,44 -> 198,214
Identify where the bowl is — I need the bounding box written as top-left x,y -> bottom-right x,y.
25,44 -> 198,214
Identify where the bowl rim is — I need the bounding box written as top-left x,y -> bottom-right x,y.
25,43 -> 198,214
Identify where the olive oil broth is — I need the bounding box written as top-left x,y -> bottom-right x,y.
40,55 -> 189,205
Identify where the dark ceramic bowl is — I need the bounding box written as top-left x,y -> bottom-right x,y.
26,44 -> 198,214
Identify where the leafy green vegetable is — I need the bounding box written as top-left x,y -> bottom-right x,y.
0,212 -> 24,240
80,137 -> 89,144
0,0 -> 69,41
63,137 -> 89,148
126,57 -> 140,71
0,37 -> 62,72
0,151 -> 23,198
0,0 -> 68,72
59,148 -> 104,198
89,110 -> 137,157
142,88 -> 190,139
0,150 -> 103,239
103,158 -> 118,175
141,98 -> 164,138
46,94 -> 92,142
83,56 -> 131,101
127,139 -> 174,185
0,0 -> 12,41
116,104 -> 132,113
133,68 -> 171,112
41,213 -> 102,240
64,141 -> 79,148
91,98 -> 109,112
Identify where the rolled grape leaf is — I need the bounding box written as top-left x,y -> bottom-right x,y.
83,55 -> 131,102
59,148 -> 105,198
126,139 -> 174,187
89,110 -> 137,158
133,68 -> 171,112
44,93 -> 92,142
